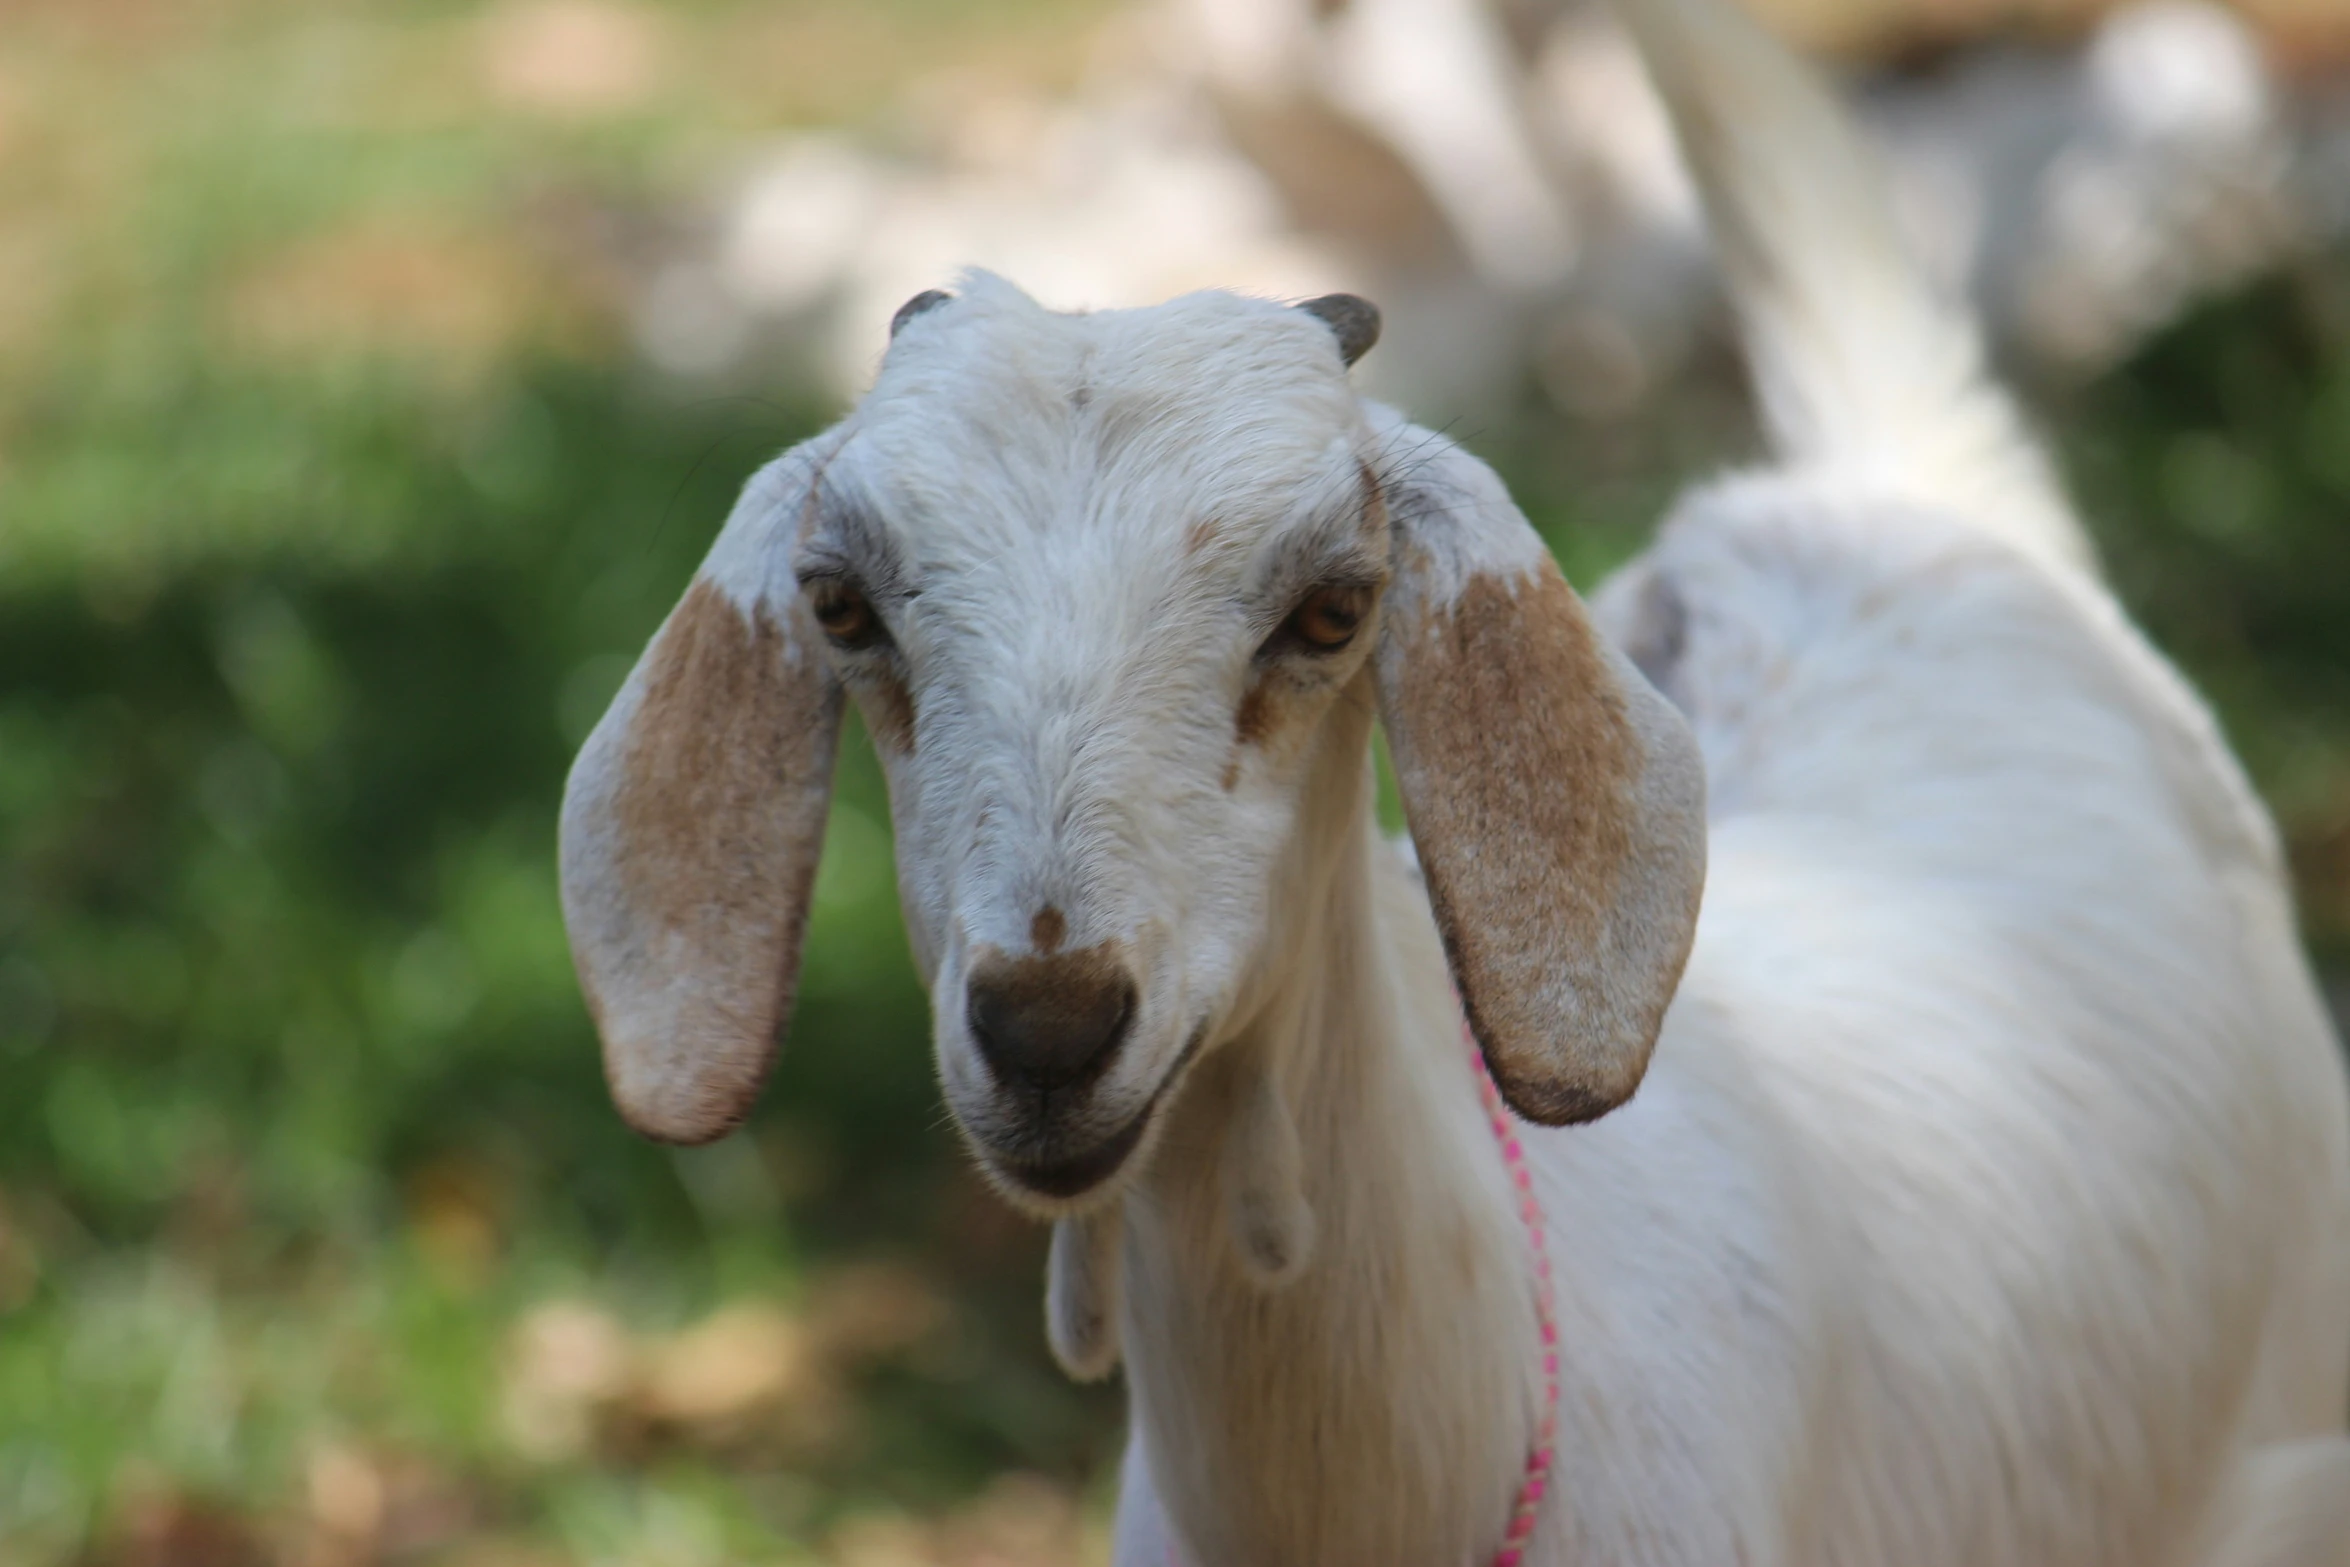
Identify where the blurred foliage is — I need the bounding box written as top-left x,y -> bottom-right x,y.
2057,263 -> 2350,967
1,0 -> 2347,1563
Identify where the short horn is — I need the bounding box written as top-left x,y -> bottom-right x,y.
890,289 -> 953,338
1296,294 -> 1381,367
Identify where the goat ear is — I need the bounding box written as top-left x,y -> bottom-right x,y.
558,434 -> 849,1145
1371,421 -> 1706,1125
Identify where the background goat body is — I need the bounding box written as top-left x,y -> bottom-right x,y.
558,0 -> 2350,1558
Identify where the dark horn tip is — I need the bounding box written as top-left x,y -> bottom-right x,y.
1297,293 -> 1381,367
890,289 -> 954,339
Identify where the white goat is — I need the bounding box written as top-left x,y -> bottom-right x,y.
557,0 -> 2350,1557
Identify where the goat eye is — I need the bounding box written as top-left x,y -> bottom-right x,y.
810,581 -> 887,650
1279,585 -> 1369,655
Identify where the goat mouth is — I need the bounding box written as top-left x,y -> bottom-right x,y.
987,1026 -> 1206,1201
995,1110 -> 1154,1200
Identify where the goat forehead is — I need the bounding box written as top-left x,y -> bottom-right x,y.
848,294 -> 1364,560
913,541 -> 1237,745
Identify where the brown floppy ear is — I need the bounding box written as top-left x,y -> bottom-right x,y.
557,432 -> 849,1145
1370,418 -> 1706,1125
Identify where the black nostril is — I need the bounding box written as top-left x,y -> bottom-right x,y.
965,950 -> 1139,1092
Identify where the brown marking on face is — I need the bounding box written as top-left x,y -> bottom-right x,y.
864,670 -> 917,756
1185,516 -> 1222,555
1221,678 -> 1282,793
601,577 -> 840,1142
1234,680 -> 1276,747
1031,905 -> 1067,953
1379,563 -> 1647,1124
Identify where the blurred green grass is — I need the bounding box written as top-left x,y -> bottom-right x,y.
2,1 -> 2348,1563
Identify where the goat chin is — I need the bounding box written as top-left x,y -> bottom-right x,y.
1048,1059 -> 1317,1382
1220,1064 -> 1315,1289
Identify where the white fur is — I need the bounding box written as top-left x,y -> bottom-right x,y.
1048,1205 -> 1127,1380
1220,1055 -> 1315,1287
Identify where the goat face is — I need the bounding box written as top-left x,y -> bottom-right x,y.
802,279 -> 1391,1206
558,273 -> 1709,1214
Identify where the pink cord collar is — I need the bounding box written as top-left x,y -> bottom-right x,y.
1472,1018 -> 1563,1566
1166,1019 -> 1562,1565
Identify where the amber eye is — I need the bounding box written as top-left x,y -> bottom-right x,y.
1278,584 -> 1370,655
810,580 -> 888,650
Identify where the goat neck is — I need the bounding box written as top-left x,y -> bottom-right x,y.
1118,670 -> 1548,1566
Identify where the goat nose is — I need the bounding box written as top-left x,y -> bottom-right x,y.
965,948 -> 1138,1092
